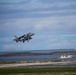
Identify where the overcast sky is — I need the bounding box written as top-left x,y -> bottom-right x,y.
0,0 -> 76,52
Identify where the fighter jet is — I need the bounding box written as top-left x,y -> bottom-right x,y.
13,33 -> 34,43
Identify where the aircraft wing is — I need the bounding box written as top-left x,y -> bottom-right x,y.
18,34 -> 26,39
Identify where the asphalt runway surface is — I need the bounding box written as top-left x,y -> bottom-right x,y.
17,62 -> 76,68
0,62 -> 76,68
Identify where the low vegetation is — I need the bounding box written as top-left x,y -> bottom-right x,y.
0,67 -> 76,75
0,60 -> 75,64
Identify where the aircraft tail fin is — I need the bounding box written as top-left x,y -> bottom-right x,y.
13,35 -> 18,41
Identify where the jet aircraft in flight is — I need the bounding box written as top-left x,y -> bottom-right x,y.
13,33 -> 34,43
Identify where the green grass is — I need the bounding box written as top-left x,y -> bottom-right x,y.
0,67 -> 76,75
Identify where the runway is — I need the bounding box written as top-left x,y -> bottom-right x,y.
0,61 -> 76,68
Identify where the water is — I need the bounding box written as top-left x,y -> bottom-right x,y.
0,54 -> 76,62
0,50 -> 76,62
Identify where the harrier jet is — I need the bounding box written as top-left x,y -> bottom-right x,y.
13,33 -> 34,43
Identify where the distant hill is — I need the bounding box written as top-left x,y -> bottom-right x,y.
0,50 -> 76,57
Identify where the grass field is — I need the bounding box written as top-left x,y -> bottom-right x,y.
0,67 -> 76,75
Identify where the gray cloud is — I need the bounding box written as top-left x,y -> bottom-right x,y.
0,15 -> 76,34
0,0 -> 76,51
